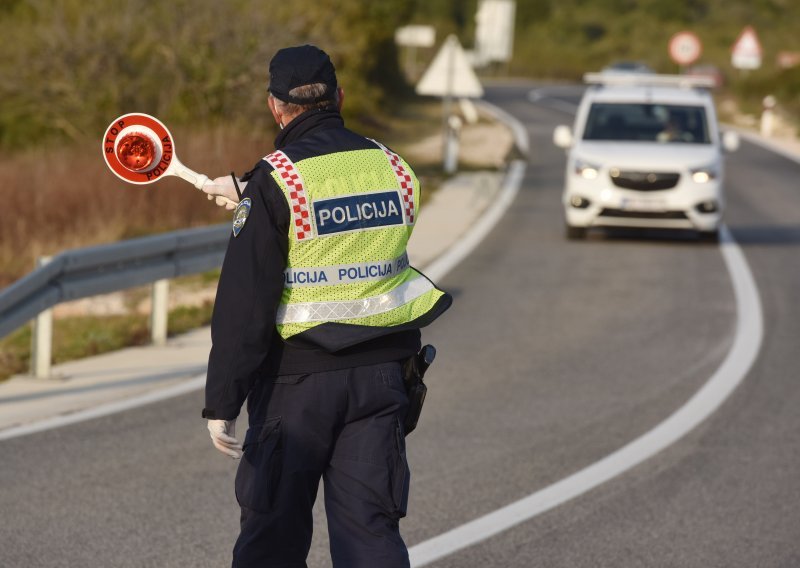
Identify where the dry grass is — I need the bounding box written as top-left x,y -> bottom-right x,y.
0,124 -> 274,287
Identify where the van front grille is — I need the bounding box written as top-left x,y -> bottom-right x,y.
610,170 -> 680,191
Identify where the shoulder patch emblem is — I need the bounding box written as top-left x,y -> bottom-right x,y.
232,198 -> 252,237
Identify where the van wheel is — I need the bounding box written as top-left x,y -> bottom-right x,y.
565,225 -> 587,240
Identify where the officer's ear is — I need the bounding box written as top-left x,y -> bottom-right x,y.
336,87 -> 344,113
268,95 -> 283,127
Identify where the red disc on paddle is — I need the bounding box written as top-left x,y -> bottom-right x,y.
102,113 -> 175,185
117,132 -> 157,171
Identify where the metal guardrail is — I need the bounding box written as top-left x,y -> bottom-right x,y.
0,224 -> 231,340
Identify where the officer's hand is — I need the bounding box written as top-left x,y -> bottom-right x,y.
201,176 -> 246,211
207,419 -> 243,459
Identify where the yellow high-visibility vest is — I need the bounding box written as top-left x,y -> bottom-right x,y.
264,141 -> 444,340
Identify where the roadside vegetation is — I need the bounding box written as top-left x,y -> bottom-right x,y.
0,296 -> 215,382
3,0 -> 797,286
0,0 -> 417,287
507,0 -> 800,120
409,1 -> 800,122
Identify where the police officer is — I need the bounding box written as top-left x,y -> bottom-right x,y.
200,45 -> 452,567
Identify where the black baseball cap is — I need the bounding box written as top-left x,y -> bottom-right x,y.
268,45 -> 338,104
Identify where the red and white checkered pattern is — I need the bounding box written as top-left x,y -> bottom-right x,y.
370,140 -> 415,225
264,151 -> 313,241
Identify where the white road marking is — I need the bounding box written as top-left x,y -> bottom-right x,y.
0,375 -> 207,441
424,160 -> 526,283
732,127 -> 800,166
528,88 -> 580,114
475,101 -> 531,156
423,100 -> 529,283
409,224 -> 763,566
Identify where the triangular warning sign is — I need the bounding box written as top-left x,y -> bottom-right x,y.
732,26 -> 762,70
732,26 -> 762,57
416,35 -> 484,98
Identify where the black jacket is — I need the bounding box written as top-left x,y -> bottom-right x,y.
203,108 -> 451,420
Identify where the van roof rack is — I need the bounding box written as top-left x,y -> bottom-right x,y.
583,72 -> 716,89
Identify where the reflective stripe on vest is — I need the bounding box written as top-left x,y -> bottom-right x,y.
263,150 -> 314,241
276,275 -> 435,324
369,139 -> 415,224
284,252 -> 409,288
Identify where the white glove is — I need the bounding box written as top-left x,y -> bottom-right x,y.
201,175 -> 247,211
207,419 -> 243,459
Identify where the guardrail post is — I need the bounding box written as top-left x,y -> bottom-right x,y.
30,256 -> 53,379
150,279 -> 169,346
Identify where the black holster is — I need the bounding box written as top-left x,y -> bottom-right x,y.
402,345 -> 436,436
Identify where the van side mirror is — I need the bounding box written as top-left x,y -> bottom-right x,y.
553,125 -> 574,148
722,130 -> 740,153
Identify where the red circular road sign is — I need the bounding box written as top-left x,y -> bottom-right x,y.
669,31 -> 702,66
102,113 -> 175,185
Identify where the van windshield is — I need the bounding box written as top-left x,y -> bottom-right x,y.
582,103 -> 711,144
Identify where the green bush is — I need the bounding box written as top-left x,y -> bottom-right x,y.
0,301 -> 215,382
0,0 -> 413,151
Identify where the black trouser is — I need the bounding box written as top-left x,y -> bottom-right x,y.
232,361 -> 411,568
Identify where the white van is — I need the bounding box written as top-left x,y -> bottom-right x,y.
553,73 -> 739,240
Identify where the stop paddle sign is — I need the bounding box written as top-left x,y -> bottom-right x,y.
102,113 -> 209,189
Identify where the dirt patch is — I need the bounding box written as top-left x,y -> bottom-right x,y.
53,285 -> 217,318
403,113 -> 513,169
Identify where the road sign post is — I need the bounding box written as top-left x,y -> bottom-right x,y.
416,35 -> 484,173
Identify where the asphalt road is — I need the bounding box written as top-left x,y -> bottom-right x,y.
3,82 -> 800,567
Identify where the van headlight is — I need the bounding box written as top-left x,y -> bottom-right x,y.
574,158 -> 601,180
690,165 -> 718,183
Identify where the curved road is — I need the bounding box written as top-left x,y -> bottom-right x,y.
2,82 -> 799,567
